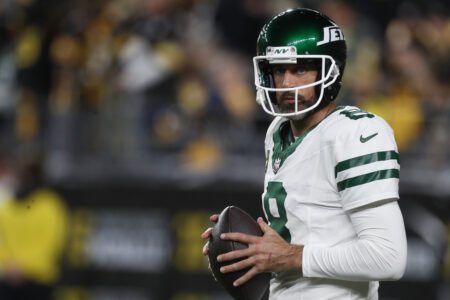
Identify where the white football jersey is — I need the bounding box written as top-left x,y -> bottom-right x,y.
262,106 -> 400,300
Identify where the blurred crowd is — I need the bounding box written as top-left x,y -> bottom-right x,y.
0,0 -> 449,183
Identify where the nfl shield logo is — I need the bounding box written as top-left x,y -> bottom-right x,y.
273,158 -> 281,174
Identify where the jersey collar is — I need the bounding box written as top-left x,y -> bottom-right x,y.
271,106 -> 345,174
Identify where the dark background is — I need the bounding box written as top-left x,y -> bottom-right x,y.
0,0 -> 449,299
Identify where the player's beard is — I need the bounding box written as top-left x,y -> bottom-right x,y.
277,91 -> 317,120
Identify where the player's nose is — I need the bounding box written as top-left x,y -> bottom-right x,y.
281,70 -> 298,88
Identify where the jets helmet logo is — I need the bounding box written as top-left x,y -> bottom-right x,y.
317,26 -> 344,46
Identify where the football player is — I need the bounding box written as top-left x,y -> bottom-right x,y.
202,8 -> 407,299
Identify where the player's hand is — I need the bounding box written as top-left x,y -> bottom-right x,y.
217,217 -> 303,287
201,214 -> 219,281
201,214 -> 219,256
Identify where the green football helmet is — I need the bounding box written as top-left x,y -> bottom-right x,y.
253,8 -> 347,118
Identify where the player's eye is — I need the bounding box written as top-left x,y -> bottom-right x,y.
272,66 -> 285,76
295,67 -> 307,75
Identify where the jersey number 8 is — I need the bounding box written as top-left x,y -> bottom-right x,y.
263,181 -> 292,242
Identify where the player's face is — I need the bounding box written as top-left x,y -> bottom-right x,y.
272,62 -> 318,114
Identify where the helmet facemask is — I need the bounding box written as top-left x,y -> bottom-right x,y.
253,52 -> 340,119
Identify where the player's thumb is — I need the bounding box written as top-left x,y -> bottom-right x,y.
257,217 -> 271,233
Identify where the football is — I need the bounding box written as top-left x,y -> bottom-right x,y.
208,206 -> 270,300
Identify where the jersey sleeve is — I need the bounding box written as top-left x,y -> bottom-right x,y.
333,114 -> 400,211
302,200 -> 407,281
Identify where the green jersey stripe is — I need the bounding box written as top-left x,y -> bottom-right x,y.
335,151 -> 400,177
337,169 -> 400,192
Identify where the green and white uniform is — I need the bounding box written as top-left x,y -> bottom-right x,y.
262,106 -> 402,299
